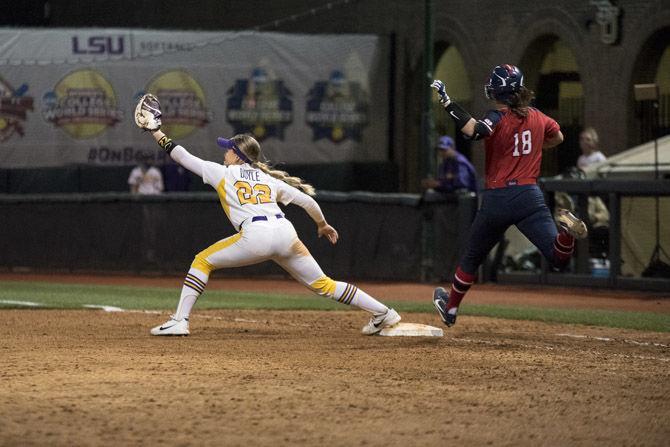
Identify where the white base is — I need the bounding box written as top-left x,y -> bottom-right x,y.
378,322 -> 443,337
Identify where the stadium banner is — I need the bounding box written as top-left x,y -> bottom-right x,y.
0,28 -> 388,168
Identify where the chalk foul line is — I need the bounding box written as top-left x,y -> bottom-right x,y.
0,299 -> 43,307
556,333 -> 669,348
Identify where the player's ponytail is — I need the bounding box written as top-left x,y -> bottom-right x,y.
232,134 -> 316,196
254,161 -> 316,196
506,86 -> 535,117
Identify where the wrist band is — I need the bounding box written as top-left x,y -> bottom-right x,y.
445,102 -> 473,130
157,136 -> 176,154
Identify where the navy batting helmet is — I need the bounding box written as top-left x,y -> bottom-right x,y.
484,64 -> 524,101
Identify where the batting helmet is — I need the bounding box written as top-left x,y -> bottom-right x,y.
484,64 -> 524,101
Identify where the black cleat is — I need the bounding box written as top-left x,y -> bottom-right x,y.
433,287 -> 457,327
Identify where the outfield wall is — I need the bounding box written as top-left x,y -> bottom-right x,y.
0,191 -> 476,282
0,162 -> 400,194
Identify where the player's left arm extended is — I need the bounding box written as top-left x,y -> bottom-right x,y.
149,129 -> 206,177
430,79 -> 496,140
134,93 -> 206,177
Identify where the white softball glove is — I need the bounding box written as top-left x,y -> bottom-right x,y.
134,93 -> 162,131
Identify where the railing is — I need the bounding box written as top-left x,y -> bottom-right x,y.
0,190 -> 476,282
495,179 -> 670,291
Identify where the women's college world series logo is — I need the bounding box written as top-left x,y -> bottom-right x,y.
0,76 -> 34,142
42,69 -> 123,139
141,70 -> 210,139
226,68 -> 293,141
306,70 -> 369,143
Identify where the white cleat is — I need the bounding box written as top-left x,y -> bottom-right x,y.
557,209 -> 588,239
361,308 -> 401,335
150,316 -> 189,336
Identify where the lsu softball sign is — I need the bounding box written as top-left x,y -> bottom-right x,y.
42,69 -> 123,139
226,67 -> 293,141
0,76 -> 34,142
306,70 -> 369,143
141,70 -> 211,139
0,28 -> 389,168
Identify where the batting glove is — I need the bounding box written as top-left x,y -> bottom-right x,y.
430,79 -> 451,106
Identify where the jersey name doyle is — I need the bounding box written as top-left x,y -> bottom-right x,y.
201,162 -> 300,230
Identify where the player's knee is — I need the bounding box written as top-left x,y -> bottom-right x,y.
309,276 -> 336,297
191,253 -> 214,275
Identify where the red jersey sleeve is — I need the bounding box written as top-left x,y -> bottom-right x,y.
545,116 -> 560,139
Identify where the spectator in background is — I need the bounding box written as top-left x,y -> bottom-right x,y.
421,135 -> 478,194
575,127 -> 609,259
554,166 -> 610,259
128,158 -> 164,194
128,156 -> 165,264
577,127 -> 607,170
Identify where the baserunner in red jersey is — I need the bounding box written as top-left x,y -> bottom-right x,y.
430,64 -> 588,327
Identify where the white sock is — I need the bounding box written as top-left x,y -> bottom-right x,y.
174,295 -> 197,321
334,281 -> 388,314
174,268 -> 209,320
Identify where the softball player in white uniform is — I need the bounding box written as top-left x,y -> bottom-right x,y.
142,126 -> 401,336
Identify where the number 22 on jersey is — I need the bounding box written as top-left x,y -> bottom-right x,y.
235,181 -> 272,205
513,130 -> 532,157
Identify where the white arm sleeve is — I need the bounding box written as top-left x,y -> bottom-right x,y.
293,192 -> 326,224
169,145 -> 206,178
276,181 -> 325,224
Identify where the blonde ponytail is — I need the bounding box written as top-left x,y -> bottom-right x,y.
254,161 -> 316,196
230,133 -> 316,196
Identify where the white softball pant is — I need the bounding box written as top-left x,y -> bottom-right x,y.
174,217 -> 388,318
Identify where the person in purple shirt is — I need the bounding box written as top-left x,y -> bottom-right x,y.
421,135 -> 478,194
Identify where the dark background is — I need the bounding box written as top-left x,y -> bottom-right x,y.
2,0 -> 670,192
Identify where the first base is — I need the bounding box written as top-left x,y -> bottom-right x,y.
378,323 -> 443,337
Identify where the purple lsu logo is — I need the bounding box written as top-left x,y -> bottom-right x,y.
72,36 -> 124,55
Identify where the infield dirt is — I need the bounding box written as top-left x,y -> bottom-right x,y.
2,294 -> 670,446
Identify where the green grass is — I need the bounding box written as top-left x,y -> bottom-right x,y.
1,281 -> 669,332
0,281 -> 342,311
462,304 -> 670,333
